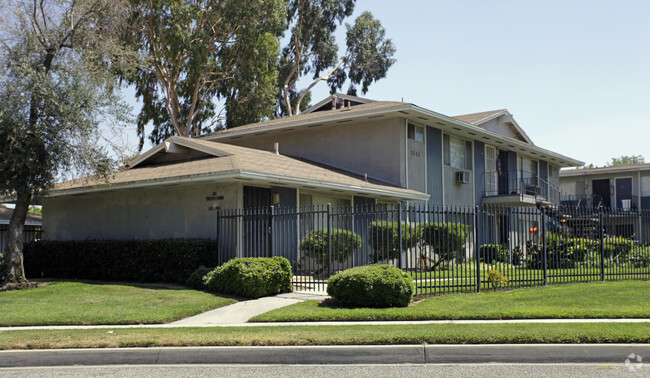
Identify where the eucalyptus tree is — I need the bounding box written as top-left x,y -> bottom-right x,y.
122,0 -> 286,146
0,0 -> 130,288
279,0 -> 396,116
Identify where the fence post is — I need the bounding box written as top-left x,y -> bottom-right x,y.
397,202 -> 403,270
599,206 -> 605,281
327,203 -> 332,278
216,209 -> 221,264
474,205 -> 481,293
541,207 -> 548,286
269,205 -> 275,258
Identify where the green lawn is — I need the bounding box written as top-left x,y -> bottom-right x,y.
251,281 -> 650,322
1,323 -> 648,349
0,281 -> 236,326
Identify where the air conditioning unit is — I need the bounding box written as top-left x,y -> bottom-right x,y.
455,170 -> 470,184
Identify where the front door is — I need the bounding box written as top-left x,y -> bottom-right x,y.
592,179 -> 610,209
616,178 -> 633,210
243,186 -> 272,257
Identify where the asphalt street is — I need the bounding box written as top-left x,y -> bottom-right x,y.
0,363 -> 641,377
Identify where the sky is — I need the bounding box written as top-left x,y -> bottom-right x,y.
123,0 -> 650,167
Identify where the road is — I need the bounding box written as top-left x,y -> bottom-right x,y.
0,363 -> 639,377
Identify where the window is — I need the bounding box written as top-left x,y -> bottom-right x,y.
407,123 -> 424,142
444,134 -> 472,170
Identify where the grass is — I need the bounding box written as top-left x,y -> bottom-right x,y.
0,281 -> 236,326
0,323 -> 648,349
251,281 -> 650,322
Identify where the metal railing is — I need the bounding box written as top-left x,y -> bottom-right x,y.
483,170 -> 561,205
216,204 -> 650,296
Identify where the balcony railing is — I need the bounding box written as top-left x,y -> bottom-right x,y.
483,170 -> 561,205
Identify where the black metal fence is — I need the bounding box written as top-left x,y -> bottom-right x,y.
216,204 -> 650,296
0,225 -> 42,254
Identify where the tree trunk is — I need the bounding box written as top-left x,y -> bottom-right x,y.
4,190 -> 32,285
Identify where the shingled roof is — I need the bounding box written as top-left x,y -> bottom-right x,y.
51,137 -> 428,201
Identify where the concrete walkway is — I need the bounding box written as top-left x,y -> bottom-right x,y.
170,291 -> 329,326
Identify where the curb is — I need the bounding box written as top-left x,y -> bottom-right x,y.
1,344 -> 649,367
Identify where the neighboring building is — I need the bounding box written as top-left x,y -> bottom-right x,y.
560,164 -> 650,243
0,206 -> 42,253
43,94 -> 582,242
560,163 -> 650,211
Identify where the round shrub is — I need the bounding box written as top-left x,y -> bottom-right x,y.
327,264 -> 415,307
479,244 -> 509,263
205,257 -> 292,298
185,265 -> 212,290
367,222 -> 418,263
299,229 -> 362,271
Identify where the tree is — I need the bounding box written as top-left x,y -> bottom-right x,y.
121,0 -> 285,147
0,0 -> 129,288
279,1 -> 396,116
607,155 -> 645,167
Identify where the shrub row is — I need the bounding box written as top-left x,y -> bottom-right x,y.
204,257 -> 292,298
23,239 -> 219,283
0,252 -> 5,280
327,264 -> 414,307
299,229 -> 362,271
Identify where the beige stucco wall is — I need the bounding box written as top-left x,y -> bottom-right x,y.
43,182 -> 240,241
223,117 -> 405,187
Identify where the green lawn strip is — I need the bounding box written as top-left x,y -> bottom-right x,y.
252,281 -> 650,322
1,323 -> 648,349
411,266 -> 649,280
0,281 -> 235,326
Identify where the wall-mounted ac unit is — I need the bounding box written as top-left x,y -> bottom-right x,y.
455,170 -> 470,184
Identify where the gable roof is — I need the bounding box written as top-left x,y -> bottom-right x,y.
560,163 -> 650,177
204,100 -> 582,167
452,109 -> 534,145
302,93 -> 375,113
51,136 -> 428,201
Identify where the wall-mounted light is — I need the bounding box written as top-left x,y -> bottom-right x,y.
272,193 -> 281,205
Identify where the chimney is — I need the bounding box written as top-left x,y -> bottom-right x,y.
331,94 -> 337,110
274,142 -> 279,155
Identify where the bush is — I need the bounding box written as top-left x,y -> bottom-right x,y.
327,264 -> 415,308
299,229 -> 362,272
0,252 -> 5,281
367,221 -> 418,263
205,257 -> 292,298
479,244 -> 509,264
486,268 -> 509,290
23,239 -> 219,283
185,265 -> 212,290
603,236 -> 635,262
419,222 -> 469,259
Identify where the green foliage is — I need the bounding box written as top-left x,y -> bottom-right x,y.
123,0 -> 286,146
486,268 -> 509,290
479,244 -> 509,264
607,155 -> 645,167
367,221 -> 418,262
0,252 -> 5,280
299,229 -> 362,271
205,257 -> 292,298
327,265 -> 414,308
603,236 -> 635,262
185,265 -> 212,290
23,240 -> 219,284
419,222 -> 469,259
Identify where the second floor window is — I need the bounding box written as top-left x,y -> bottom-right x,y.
444,134 -> 472,170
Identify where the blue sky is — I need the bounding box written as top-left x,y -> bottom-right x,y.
127,0 -> 650,167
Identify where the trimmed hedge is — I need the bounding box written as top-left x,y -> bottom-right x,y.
419,222 -> 469,261
479,244 -> 509,263
367,221 -> 418,262
299,229 -> 362,270
185,265 -> 212,290
0,252 -> 5,280
327,264 -> 415,308
205,257 -> 292,298
23,239 -> 219,283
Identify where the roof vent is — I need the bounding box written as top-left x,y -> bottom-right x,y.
331,94 -> 337,110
